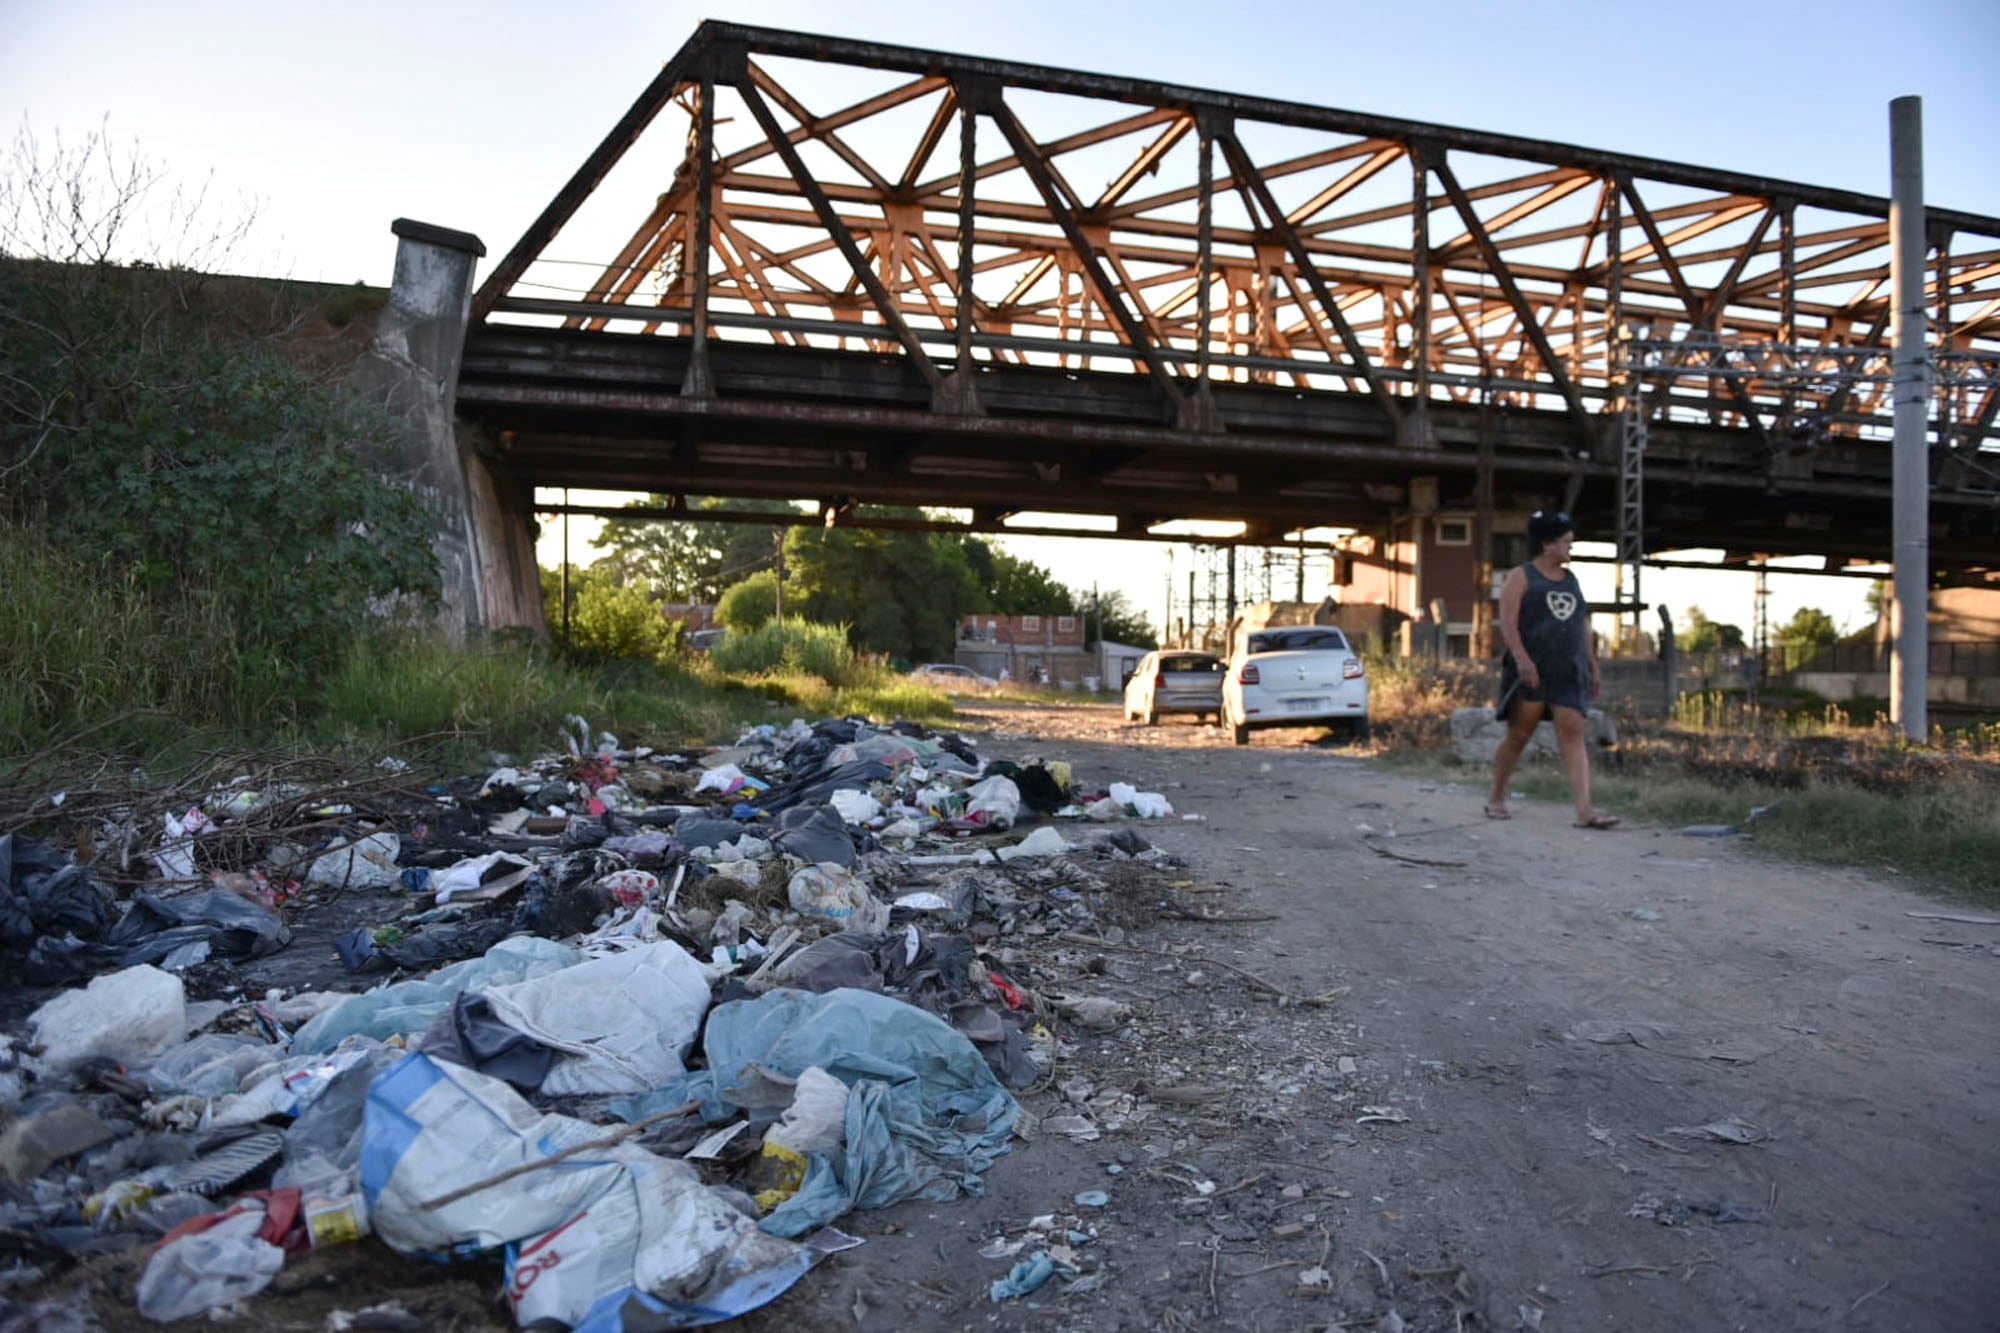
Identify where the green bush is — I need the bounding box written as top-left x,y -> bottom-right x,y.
710,618 -> 858,684
715,569 -> 779,631
541,564 -> 675,663
1,263 -> 440,726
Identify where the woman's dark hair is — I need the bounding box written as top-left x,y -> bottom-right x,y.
1527,509 -> 1575,557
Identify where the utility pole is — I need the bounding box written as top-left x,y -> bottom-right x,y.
1225,545 -> 1237,625
1188,563 -> 1197,647
1091,582 -> 1102,687
1164,548 -> 1175,649
773,529 -> 785,622
1889,95 -> 1929,740
560,486 -> 571,647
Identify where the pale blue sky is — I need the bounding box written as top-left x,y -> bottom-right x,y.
7,0 -> 1995,637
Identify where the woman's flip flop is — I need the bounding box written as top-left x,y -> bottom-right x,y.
1483,803 -> 1512,820
1574,812 -> 1621,829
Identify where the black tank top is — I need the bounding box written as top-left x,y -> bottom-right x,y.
1515,563 -> 1591,686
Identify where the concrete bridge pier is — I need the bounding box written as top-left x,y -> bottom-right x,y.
353,218 -> 545,638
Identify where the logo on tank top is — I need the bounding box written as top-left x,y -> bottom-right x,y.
1546,590 -> 1579,621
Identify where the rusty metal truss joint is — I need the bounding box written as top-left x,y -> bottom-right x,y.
694,38 -> 749,85
949,73 -> 1006,115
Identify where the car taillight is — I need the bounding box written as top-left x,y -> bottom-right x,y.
1240,663 -> 1260,686
1154,674 -> 1166,689
1343,657 -> 1364,679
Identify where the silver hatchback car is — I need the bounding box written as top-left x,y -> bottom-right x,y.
1123,650 -> 1226,725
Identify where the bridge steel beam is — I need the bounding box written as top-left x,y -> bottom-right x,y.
464,20 -> 2000,577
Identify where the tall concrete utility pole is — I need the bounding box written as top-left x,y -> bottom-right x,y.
1889,96 -> 1929,741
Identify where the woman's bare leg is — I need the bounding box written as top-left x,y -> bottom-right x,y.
1489,700 -> 1547,812
1552,705 -> 1592,821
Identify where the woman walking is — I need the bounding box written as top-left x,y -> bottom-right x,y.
1486,510 -> 1619,828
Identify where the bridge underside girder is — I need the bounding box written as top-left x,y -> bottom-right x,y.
458,329 -> 2000,570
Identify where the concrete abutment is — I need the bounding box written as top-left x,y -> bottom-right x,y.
352,218 -> 545,638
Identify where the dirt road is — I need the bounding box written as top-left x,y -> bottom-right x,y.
767,701 -> 1998,1332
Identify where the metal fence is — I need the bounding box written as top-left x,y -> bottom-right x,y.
1682,640 -> 2000,683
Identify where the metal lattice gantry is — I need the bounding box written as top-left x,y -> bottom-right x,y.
457,21 -> 2000,570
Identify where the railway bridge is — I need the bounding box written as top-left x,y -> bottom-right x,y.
375,21 -> 2000,631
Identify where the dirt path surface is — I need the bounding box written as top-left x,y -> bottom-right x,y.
755,702 -> 1998,1333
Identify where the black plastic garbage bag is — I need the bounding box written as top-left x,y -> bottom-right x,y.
109,890 -> 291,958
0,835 -> 114,946
671,816 -> 751,853
753,759 -> 897,814
770,804 -> 857,868
19,886 -> 289,984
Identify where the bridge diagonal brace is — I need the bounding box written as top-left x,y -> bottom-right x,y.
978,89 -> 1192,425
1953,371 -> 2000,470
1622,179 -> 1777,456
1433,155 -> 1598,448
1216,128 -> 1403,435
472,46 -> 699,322
735,79 -> 949,397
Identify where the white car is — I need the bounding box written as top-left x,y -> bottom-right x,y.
1222,627 -> 1369,745
1123,650 -> 1225,725
911,662 -> 995,690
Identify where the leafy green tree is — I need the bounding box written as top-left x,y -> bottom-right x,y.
1082,588 -> 1157,648
590,496 -> 792,603
986,549 -> 1074,615
715,569 -> 779,632
540,564 -> 673,661
1677,606 -> 1745,653
784,519 -> 980,661
1776,606 -> 1839,667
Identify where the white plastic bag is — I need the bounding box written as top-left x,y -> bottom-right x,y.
1108,782 -> 1173,818
432,851 -> 535,904
827,788 -> 881,825
998,826 -> 1070,860
306,832 -> 401,890
362,1055 -> 816,1329
694,764 -> 747,795
765,1066 -> 849,1156
29,965 -> 185,1074
480,940 -> 711,1096
787,863 -> 872,919
964,775 -> 1022,828
135,1206 -> 284,1321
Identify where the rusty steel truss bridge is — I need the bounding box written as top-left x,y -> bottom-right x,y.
455,21 -> 2000,582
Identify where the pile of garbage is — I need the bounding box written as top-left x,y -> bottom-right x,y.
0,715 -> 1187,1327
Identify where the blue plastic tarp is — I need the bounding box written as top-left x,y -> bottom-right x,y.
613,987 -> 1017,1236
291,936 -> 579,1053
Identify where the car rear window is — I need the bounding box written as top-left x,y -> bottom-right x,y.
1161,656 -> 1224,673
1247,629 -> 1351,654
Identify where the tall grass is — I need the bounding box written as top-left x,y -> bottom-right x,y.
1,529 -> 952,780
1361,653 -> 1493,749
313,633 -> 761,762
710,619 -> 860,684
0,523 -> 277,753
742,672 -> 955,725
1512,766 -> 2000,907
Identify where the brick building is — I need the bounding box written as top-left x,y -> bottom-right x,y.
956,612 -> 1089,685
1331,494 -> 1532,656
